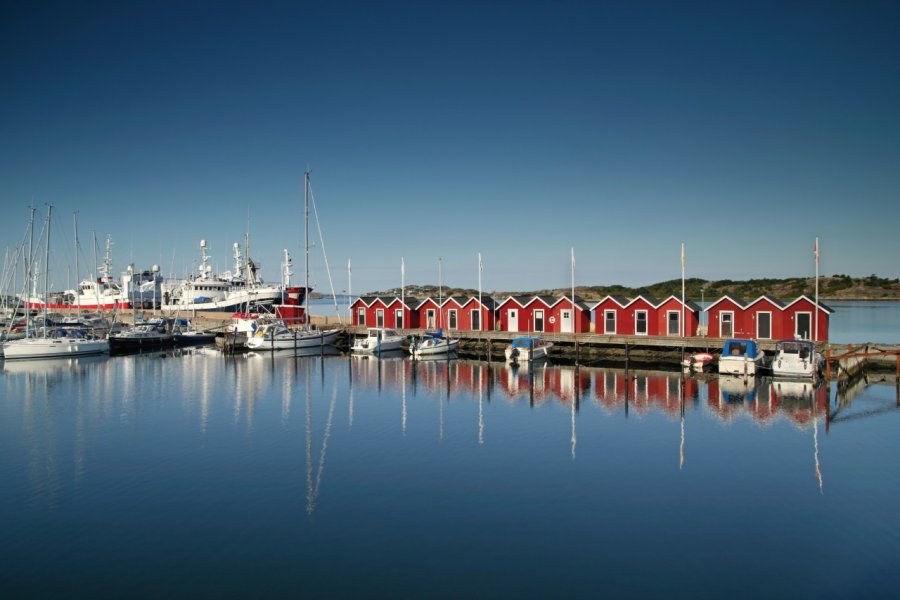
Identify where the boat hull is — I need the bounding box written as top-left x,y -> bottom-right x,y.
411,338 -> 459,357
3,337 -> 109,360
717,353 -> 765,376
246,329 -> 341,350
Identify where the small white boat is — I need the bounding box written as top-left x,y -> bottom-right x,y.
246,321 -> 340,350
682,351 -> 715,372
505,336 -> 552,363
717,339 -> 766,376
771,340 -> 822,379
410,330 -> 458,358
351,328 -> 405,354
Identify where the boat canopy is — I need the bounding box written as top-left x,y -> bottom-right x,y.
722,339 -> 760,357
776,340 -> 814,356
511,337 -> 542,349
424,328 -> 444,339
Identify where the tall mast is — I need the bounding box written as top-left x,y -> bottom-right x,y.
304,171 -> 310,328
74,211 -> 80,319
44,205 -> 52,334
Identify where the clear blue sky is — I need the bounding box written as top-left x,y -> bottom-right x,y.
2,0 -> 898,295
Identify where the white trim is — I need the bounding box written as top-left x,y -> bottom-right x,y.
635,310 -> 648,335
395,308 -> 404,329
720,311 -> 734,337
795,311 -> 813,340
666,310 -> 680,336
448,308 -> 458,330
604,309 -> 617,334
756,310 -> 772,339
534,309 -> 545,332
375,308 -> 384,328
471,308 -> 481,331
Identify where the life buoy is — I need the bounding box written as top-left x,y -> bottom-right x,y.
549,316 -> 556,324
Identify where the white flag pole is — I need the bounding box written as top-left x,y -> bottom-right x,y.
478,253 -> 483,331
401,257 -> 405,329
814,237 -> 819,342
348,258 -> 352,323
681,242 -> 686,338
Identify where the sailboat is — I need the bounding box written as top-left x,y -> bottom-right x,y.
246,171 -> 340,351
3,206 -> 109,360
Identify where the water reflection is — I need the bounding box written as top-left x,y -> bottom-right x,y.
4,351 -> 898,519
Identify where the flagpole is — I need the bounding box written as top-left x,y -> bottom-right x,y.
438,257 -> 443,330
348,258 -> 352,324
571,247 -> 576,333
681,242 -> 686,338
401,257 -> 405,329
478,252 -> 483,331
814,237 -> 819,342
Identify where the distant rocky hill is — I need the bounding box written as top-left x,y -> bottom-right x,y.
366,275 -> 900,302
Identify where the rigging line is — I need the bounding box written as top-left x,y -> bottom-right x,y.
312,378 -> 339,506
307,182 -> 344,324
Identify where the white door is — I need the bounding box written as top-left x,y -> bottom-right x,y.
508,309 -> 518,332
561,309 -> 573,333
426,309 -> 436,329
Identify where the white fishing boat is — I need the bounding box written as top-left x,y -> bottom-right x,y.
771,339 -> 822,379
505,336 -> 553,363
410,329 -> 459,358
160,239 -> 282,312
21,235 -> 161,310
717,339 -> 766,376
351,328 -> 405,354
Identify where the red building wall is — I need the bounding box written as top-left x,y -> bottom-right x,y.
782,297 -> 831,341
707,297 -> 753,338
621,297 -> 659,336
655,297 -> 699,337
545,298 -> 591,333
592,298 -> 628,335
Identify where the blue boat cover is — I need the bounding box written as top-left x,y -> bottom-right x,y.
722,339 -> 759,357
511,337 -> 541,349
425,328 -> 443,339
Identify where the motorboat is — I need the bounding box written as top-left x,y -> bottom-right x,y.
682,351 -> 715,372
246,321 -> 341,350
505,336 -> 553,363
717,339 -> 766,376
172,319 -> 217,346
351,328 -> 405,354
771,340 -> 822,379
409,329 -> 458,358
108,319 -> 175,352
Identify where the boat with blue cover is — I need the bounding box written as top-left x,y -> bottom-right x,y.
717,338 -> 766,376
504,336 -> 553,363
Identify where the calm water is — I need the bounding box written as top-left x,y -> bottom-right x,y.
1,349 -> 898,598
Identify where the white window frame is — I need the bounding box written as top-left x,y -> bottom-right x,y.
395,308 -> 404,329
720,311 -> 734,337
635,310 -> 648,335
448,309 -> 458,330
667,310 -> 680,336
375,308 -> 384,328
357,307 -> 366,326
795,311 -> 812,340
534,309 -> 545,332
604,309 -> 616,334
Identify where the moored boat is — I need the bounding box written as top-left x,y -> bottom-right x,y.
682,351 -> 715,372
505,336 -> 552,363
108,319 -> 175,352
771,339 -> 822,379
351,328 -> 405,354
246,321 -> 341,350
717,339 -> 765,376
410,329 -> 458,358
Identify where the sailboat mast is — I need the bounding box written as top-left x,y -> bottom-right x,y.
304,171 -> 310,327
44,205 -> 52,331
74,211 -> 80,319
